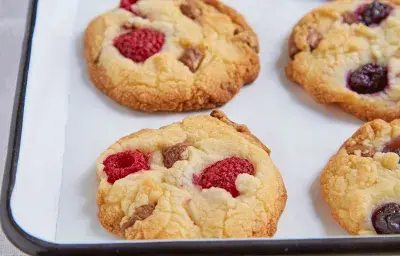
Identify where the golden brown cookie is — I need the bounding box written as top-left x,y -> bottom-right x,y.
84,0 -> 260,112
96,111 -> 287,239
321,118 -> 400,235
286,0 -> 400,121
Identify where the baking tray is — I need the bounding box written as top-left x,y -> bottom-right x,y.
3,0 -> 400,255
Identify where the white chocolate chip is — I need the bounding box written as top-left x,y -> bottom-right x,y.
381,152 -> 400,170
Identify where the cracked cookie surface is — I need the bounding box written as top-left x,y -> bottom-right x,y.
96,111 -> 287,239
286,0 -> 400,121
321,118 -> 400,235
84,0 -> 260,112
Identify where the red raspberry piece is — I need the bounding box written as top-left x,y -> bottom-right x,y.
103,150 -> 150,184
193,157 -> 255,198
120,0 -> 138,11
114,29 -> 165,63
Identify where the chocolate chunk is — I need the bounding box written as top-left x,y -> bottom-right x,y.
346,144 -> 376,157
234,28 -> 241,35
342,11 -> 360,25
307,27 -> 323,51
383,136 -> 400,155
123,22 -> 134,30
121,204 -> 155,231
288,34 -> 300,59
162,143 -> 189,168
179,47 -> 204,72
180,0 -> 201,20
94,51 -> 102,65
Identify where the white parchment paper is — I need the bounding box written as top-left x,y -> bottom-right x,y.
53,0 -> 366,243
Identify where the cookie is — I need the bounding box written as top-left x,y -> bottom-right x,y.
84,0 -> 260,112
286,0 -> 400,121
96,111 -> 287,239
321,118 -> 400,235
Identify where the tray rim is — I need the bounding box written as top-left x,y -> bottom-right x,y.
2,0 -> 400,255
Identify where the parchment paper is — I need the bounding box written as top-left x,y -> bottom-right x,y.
54,0 -> 364,242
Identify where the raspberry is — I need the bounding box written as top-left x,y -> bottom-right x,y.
103,150 -> 150,184
372,203 -> 400,234
193,157 -> 255,198
356,1 -> 393,26
120,0 -> 138,11
114,29 -> 165,63
348,64 -> 388,94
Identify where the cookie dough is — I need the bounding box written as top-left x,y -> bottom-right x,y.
96,111 -> 287,239
85,0 -> 260,112
286,0 -> 400,121
321,118 -> 400,235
